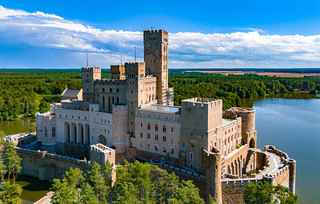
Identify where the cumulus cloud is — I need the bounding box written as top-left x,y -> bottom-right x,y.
1,5 -> 320,68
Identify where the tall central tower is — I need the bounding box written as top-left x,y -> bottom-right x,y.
144,29 -> 169,105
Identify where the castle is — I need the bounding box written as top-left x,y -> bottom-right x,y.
36,29 -> 296,203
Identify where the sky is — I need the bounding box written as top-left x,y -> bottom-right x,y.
1,0 -> 320,68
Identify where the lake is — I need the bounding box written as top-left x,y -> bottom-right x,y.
0,117 -> 35,136
253,96 -> 320,203
0,94 -> 319,203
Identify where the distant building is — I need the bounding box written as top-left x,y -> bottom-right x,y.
36,29 -> 295,203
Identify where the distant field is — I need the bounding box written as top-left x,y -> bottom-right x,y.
186,71 -> 320,77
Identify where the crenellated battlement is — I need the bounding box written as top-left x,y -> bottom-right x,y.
94,79 -> 126,85
144,29 -> 168,35
81,66 -> 101,72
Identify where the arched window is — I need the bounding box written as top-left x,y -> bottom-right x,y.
163,125 -> 166,133
163,146 -> 166,153
52,127 -> 56,138
147,123 -> 151,130
98,135 -> 107,145
155,124 -> 158,131
190,152 -> 193,161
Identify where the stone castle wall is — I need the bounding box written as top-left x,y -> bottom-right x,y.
17,147 -> 90,182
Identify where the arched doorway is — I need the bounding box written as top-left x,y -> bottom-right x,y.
64,122 -> 70,143
249,138 -> 256,148
99,135 -> 107,145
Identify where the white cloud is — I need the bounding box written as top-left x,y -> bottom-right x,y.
1,6 -> 320,68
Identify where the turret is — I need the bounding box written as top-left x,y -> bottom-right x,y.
226,107 -> 256,147
82,67 -> 101,110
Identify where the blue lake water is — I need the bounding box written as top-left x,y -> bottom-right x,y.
253,97 -> 320,203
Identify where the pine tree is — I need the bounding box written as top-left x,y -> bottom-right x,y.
0,181 -> 22,204
3,142 -> 22,183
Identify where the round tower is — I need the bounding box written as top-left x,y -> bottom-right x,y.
229,107 -> 256,147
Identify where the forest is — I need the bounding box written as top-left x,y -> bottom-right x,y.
0,69 -> 319,120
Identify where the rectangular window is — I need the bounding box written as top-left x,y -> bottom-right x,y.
147,133 -> 151,139
155,135 -> 158,141
140,132 -> 143,138
163,136 -> 166,142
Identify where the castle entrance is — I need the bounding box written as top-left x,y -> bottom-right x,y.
99,135 -> 107,145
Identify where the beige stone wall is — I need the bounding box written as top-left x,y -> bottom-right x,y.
112,105 -> 129,156
143,30 -> 170,105
36,112 -> 56,144
90,143 -> 115,166
17,147 -> 90,182
94,79 -> 127,112
133,109 -> 181,158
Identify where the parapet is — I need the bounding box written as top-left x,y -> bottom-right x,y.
94,79 -> 126,85
144,29 -> 169,36
90,143 -> 115,166
230,107 -> 255,113
81,66 -> 101,72
181,98 -> 222,107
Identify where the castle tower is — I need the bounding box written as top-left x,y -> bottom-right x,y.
144,29 -> 169,105
82,67 -> 101,110
111,65 -> 125,80
125,62 -> 146,135
229,107 -> 256,148
180,98 -> 223,173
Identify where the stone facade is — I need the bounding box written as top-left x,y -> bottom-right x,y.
34,29 -> 295,203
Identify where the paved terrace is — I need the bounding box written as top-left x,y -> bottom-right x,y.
222,148 -> 286,182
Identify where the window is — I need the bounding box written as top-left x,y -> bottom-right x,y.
155,145 -> 159,151
155,124 -> 158,131
147,143 -> 151,149
140,132 -> 143,138
171,139 -> 173,144
140,123 -> 143,128
163,125 -> 166,133
190,152 -> 193,161
155,135 -> 158,141
163,136 -> 166,142
147,123 -> 151,130
102,88 -> 105,92
52,127 -> 56,137
171,127 -> 174,132
147,133 -> 151,139
171,148 -> 175,155
117,88 -> 119,92
162,146 -> 166,153
190,164 -> 194,169
110,88 -> 113,92
45,127 -> 47,137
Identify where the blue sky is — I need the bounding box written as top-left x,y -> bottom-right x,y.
1,0 -> 320,68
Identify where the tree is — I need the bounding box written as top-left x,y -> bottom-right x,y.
170,180 -> 205,204
51,178 -> 79,204
0,152 -> 7,182
3,142 -> 22,183
0,181 -> 22,204
86,162 -> 108,202
51,161 -> 205,204
244,180 -> 298,204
